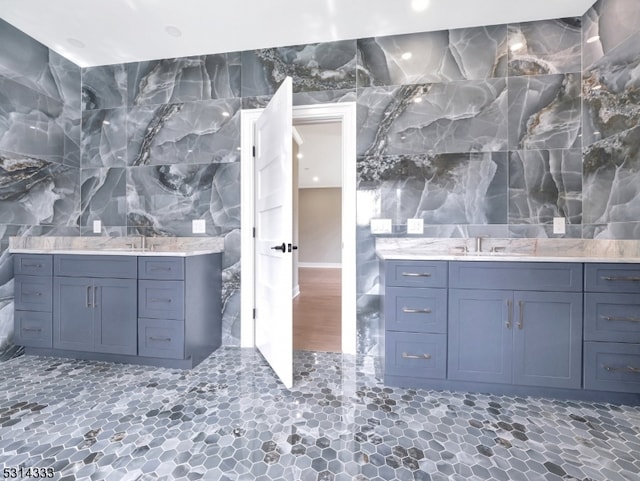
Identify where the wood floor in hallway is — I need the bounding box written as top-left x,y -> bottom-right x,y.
293,267 -> 341,353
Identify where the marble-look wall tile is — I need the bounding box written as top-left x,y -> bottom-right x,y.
582,31 -> 640,148
583,0 -> 640,70
509,224 -> 582,238
241,41 -> 357,97
127,99 -> 241,166
359,152 -> 508,225
0,77 -> 66,164
357,80 -> 508,158
80,167 -> 126,227
127,53 -> 241,107
80,226 -> 128,237
508,74 -> 582,150
81,108 -> 127,167
127,162 -> 240,237
241,90 -> 357,109
357,26 -> 507,87
508,18 -> 582,75
0,152 -> 79,226
584,222 -> 640,239
509,149 -> 582,225
81,65 -> 127,111
420,224 -> 510,238
583,125 -> 640,227
50,52 -> 82,111
221,229 -> 241,346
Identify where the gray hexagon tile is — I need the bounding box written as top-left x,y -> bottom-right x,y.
0,347 -> 638,480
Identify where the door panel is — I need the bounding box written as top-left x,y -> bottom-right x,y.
254,77 -> 294,388
53,277 -> 94,351
94,279 -> 137,355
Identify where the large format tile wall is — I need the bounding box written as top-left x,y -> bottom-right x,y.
1,0 -> 639,353
0,20 -> 81,348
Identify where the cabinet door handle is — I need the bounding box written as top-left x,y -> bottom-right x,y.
402,352 -> 431,360
402,308 -> 432,314
22,292 -> 42,297
601,315 -> 640,323
517,300 -> 524,329
22,327 -> 42,332
87,286 -> 92,308
401,272 -> 431,277
150,267 -> 172,271
22,263 -> 43,268
150,336 -> 172,342
506,299 -> 512,329
604,365 -> 640,374
602,276 -> 640,282
93,286 -> 98,308
150,298 -> 173,303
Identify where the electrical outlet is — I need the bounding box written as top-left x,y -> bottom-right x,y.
553,217 -> 566,234
192,219 -> 206,234
92,220 -> 101,233
370,218 -> 392,234
407,218 -> 424,234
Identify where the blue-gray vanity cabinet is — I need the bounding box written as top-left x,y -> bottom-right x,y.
53,256 -> 138,355
448,262 -> 583,390
13,254 -> 53,348
584,264 -> 640,393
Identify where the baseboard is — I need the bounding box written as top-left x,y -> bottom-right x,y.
298,262 -> 342,268
292,285 -> 300,299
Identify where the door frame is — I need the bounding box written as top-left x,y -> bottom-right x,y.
241,102 -> 357,355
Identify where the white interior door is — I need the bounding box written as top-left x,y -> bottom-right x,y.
254,77 -> 293,388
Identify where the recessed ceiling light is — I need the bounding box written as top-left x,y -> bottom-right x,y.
165,25 -> 182,37
401,52 -> 413,60
586,35 -> 600,44
411,0 -> 430,12
510,42 -> 524,52
66,38 -> 85,48
313,176 -> 319,182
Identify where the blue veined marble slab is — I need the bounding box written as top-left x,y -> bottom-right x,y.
81,108 -> 127,168
508,73 -> 582,151
508,18 -> 582,75
82,64 -> 127,111
357,25 -> 507,87
80,167 -> 127,228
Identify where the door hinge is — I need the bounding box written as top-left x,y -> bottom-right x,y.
252,308 -> 256,319
252,145 -> 256,157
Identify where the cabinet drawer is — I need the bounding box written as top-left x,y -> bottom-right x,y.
14,255 -> 52,276
585,264 -> 640,293
449,262 -> 582,291
14,311 -> 52,348
584,342 -> 640,393
14,276 -> 52,312
385,332 -> 446,379
55,255 -> 136,278
584,293 -> 640,343
138,319 -> 185,359
138,280 -> 184,320
138,257 -> 184,280
385,287 -> 446,333
385,261 -> 447,288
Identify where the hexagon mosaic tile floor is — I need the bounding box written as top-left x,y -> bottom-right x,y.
0,347 -> 639,481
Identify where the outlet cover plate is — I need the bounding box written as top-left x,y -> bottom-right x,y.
192,219 -> 206,234
92,220 -> 101,233
370,218 -> 392,234
553,217 -> 566,234
407,218 -> 424,234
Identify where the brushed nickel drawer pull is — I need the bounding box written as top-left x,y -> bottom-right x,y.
402,272 -> 431,277
22,263 -> 43,268
150,298 -> 173,303
150,336 -> 172,342
22,292 -> 43,297
506,299 -> 513,329
604,365 -> 640,374
402,352 -> 432,360
22,327 -> 42,332
602,276 -> 640,282
517,300 -> 524,329
402,308 -> 432,314
601,315 -> 640,323
150,267 -> 172,271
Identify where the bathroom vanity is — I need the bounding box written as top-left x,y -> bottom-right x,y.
11,237 -> 223,369
377,238 -> 640,405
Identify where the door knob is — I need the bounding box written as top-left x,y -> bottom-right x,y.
288,244 -> 298,253
271,243 -> 286,252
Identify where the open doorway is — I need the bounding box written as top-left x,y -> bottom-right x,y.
292,122 -> 342,352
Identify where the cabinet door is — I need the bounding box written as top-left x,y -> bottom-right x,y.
448,289 -> 513,384
53,277 -> 94,351
93,279 -> 137,355
512,291 -> 583,389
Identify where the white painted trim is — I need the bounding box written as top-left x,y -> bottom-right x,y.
292,285 -> 300,299
298,262 -> 343,269
241,102 -> 357,355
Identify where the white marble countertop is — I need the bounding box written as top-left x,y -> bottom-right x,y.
376,238 -> 640,263
9,236 -> 224,257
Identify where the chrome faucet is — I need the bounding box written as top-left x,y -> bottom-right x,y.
475,236 -> 487,253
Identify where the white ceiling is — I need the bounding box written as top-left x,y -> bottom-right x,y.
296,122 -> 342,189
0,0 -> 596,68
